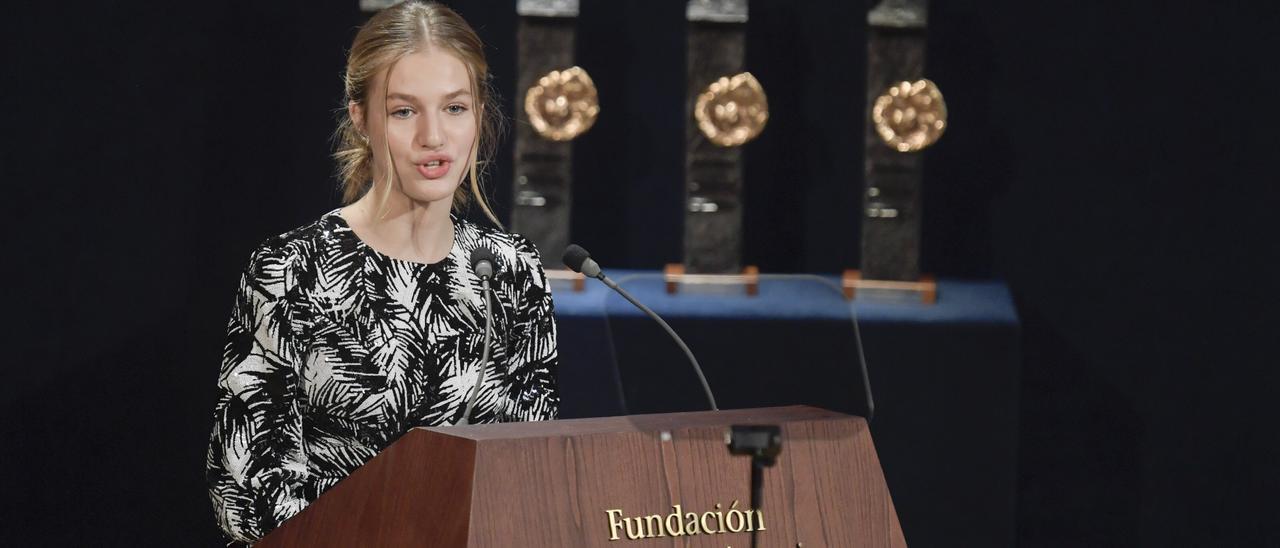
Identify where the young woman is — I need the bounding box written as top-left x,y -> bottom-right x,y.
205,2 -> 559,543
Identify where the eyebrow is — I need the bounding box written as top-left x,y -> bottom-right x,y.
386,89 -> 472,103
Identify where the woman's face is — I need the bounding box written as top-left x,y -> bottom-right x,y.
357,47 -> 478,206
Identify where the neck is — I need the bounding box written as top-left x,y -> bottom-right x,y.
344,187 -> 455,264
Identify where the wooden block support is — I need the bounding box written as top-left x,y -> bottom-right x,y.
545,267 -> 586,292
664,263 -> 760,296
842,269 -> 937,304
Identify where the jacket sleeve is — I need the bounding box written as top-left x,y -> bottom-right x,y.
205,242 -> 311,544
505,236 -> 561,421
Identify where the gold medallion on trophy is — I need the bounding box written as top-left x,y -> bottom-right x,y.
873,78 -> 947,152
524,66 -> 600,141
694,72 -> 769,147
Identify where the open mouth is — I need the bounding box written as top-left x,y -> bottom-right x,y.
417,159 -> 451,179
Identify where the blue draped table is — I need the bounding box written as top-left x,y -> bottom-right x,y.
551,270 -> 1021,548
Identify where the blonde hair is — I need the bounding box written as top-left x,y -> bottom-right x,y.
334,1 -> 504,226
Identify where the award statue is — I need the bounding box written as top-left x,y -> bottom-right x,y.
512,0 -> 599,290
670,0 -> 768,294
846,0 -> 945,303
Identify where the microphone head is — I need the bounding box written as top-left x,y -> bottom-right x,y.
470,246 -> 499,279
562,244 -> 591,273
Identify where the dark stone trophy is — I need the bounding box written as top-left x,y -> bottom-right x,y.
845,0 -> 946,303
668,0 -> 768,295
512,0 -> 599,290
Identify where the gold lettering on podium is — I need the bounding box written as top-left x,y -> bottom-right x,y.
605,501 -> 764,541
606,509 -> 624,541
665,505 -> 686,537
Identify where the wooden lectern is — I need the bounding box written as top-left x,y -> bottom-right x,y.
256,406 -> 905,547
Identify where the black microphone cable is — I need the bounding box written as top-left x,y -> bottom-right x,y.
753,273 -> 875,422
563,244 -> 718,411
459,247 -> 499,426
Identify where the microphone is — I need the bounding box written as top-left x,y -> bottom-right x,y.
470,246 -> 497,279
562,244 -> 601,278
459,247 -> 500,426
562,244 -> 718,411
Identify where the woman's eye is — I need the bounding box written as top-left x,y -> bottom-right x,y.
391,108 -> 414,119
446,104 -> 468,115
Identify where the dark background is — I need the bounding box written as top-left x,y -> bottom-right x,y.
2,0 -> 1277,545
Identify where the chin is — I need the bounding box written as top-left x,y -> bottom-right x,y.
402,177 -> 462,205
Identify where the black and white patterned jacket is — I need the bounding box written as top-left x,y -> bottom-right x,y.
205,209 -> 559,544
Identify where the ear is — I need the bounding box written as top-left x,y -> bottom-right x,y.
348,101 -> 365,135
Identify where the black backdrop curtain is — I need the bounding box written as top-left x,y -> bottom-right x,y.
1,0 -> 1276,545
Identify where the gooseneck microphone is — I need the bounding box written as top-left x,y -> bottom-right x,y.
563,244 -> 718,411
459,247 -> 499,426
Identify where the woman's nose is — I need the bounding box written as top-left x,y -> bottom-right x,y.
418,113 -> 445,149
